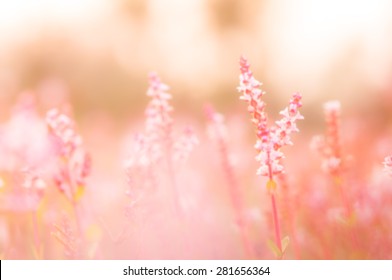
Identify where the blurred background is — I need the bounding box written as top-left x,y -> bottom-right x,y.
1,0 -> 392,259
0,0 -> 391,123
0,0 -> 392,209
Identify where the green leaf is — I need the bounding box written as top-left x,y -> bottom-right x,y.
281,236 -> 290,254
267,239 -> 282,258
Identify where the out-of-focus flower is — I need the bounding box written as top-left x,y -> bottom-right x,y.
46,109 -> 90,202
22,168 -> 46,192
124,73 -> 198,219
145,72 -> 174,151
205,104 -> 253,257
0,94 -> 52,172
0,94 -> 51,213
125,72 -> 197,176
0,169 -> 46,213
173,126 -> 198,163
125,73 -> 175,173
205,104 -> 228,141
46,108 -> 83,159
383,155 -> 392,176
311,100 -> 347,176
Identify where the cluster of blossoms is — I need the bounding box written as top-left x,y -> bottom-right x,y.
0,94 -> 51,212
237,56 -> 303,178
205,104 -> 228,142
145,73 -> 174,139
0,95 -> 52,171
46,109 -> 83,158
204,104 -> 238,189
205,104 -> 254,257
383,156 -> 392,177
46,109 -> 91,201
173,126 -> 199,163
123,132 -> 155,206
0,170 -> 46,212
144,72 -> 174,163
311,100 -> 346,176
126,73 -> 198,171
204,104 -> 237,188
125,73 -> 197,203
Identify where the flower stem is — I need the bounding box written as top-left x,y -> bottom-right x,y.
72,201 -> 83,238
220,140 -> 253,258
270,192 -> 282,252
280,174 -> 301,259
31,210 -> 42,259
335,176 -> 360,253
167,155 -> 182,219
267,151 -> 282,255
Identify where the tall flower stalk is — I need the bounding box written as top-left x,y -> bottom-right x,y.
46,109 -> 91,239
312,101 -> 359,252
312,102 -> 352,216
237,56 -> 303,257
0,95 -> 50,259
125,73 -> 197,219
205,104 -> 253,258
146,73 -> 177,215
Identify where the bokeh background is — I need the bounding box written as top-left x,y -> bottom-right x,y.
2,0 -> 392,259
1,0 -> 392,118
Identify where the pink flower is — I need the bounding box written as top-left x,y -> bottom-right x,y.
311,100 -> 345,176
46,108 -> 82,158
22,169 -> 46,192
125,73 -> 174,174
0,169 -> 46,212
0,94 -> 52,171
173,126 -> 199,163
127,72 -> 198,167
145,72 -> 173,144
383,156 -> 392,176
0,94 -> 51,212
125,73 -> 197,195
205,104 -> 228,141
46,109 -> 90,201
238,56 -> 303,178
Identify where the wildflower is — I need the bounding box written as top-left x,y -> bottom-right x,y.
311,100 -> 345,176
237,56 -> 303,179
46,108 -> 82,158
124,133 -> 155,203
205,104 -> 253,257
46,109 -> 90,202
22,168 -> 46,193
383,155 -> 392,176
205,104 -> 228,141
145,72 -> 173,150
237,56 -> 303,256
0,94 -> 51,213
173,126 -> 199,163
125,73 -> 197,217
0,93 -> 52,171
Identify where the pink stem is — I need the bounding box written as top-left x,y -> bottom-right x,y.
336,178 -> 359,251
72,201 -> 83,238
219,139 -> 253,258
31,211 -> 41,257
267,152 -> 282,253
229,182 -> 252,257
167,155 -> 182,219
270,193 -> 282,252
280,175 -> 301,259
